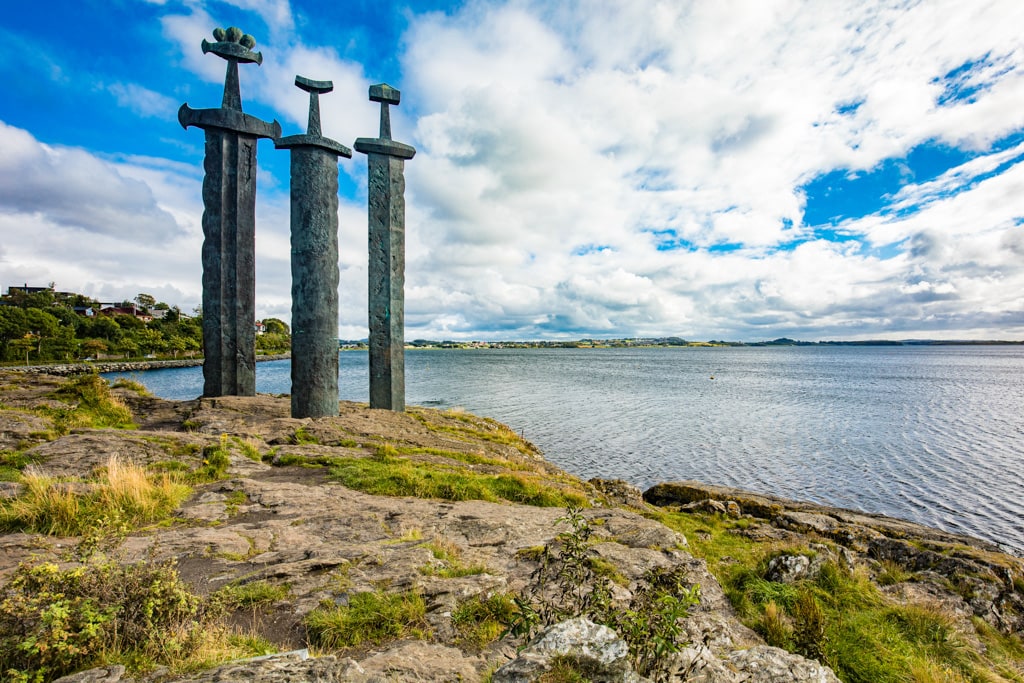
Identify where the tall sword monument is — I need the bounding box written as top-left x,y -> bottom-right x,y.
276,76 -> 352,418
355,84 -> 416,412
179,27 -> 280,397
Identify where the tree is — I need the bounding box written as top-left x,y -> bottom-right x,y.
135,293 -> 156,311
261,318 -> 290,336
81,339 -> 109,359
256,332 -> 290,353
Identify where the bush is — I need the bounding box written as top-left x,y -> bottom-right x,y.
512,507 -> 700,682
0,548 -> 209,681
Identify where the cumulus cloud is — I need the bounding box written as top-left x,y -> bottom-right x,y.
4,0 -> 1023,341
391,0 -> 1024,340
0,121 -> 183,240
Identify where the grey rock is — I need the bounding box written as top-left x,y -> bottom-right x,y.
358,641 -> 483,681
492,618 -> 646,683
726,645 -> 841,682
765,553 -> 811,583
588,478 -> 647,508
169,653 -> 355,682
53,666 -> 125,683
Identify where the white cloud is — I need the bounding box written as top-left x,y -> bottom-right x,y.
388,0 -> 1024,340
104,82 -> 178,119
5,0 -> 1024,342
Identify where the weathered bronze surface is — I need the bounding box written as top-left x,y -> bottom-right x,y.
355,84 -> 415,412
179,28 -> 280,397
276,76 -> 352,418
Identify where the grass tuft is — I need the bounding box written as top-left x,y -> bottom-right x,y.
452,592 -> 519,649
0,457 -> 191,536
45,373 -> 136,433
305,589 -> 429,649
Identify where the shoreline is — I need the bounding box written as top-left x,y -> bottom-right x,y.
10,356 -> 1020,557
3,353 -> 290,376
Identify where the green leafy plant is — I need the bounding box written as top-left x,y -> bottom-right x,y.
0,544 -> 210,681
511,507 -> 700,681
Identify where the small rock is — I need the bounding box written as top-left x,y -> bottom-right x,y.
726,645 -> 841,682
682,499 -> 728,515
53,666 -> 125,683
492,618 -> 645,683
766,554 -> 811,583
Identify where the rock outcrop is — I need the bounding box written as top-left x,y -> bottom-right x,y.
3,370 -> 1021,682
644,481 -> 1024,638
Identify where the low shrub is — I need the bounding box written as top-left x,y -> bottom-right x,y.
512,507 -> 700,682
0,548 -> 209,681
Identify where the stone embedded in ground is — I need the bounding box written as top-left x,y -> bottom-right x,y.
492,617 -> 643,683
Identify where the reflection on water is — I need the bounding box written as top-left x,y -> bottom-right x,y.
106,346 -> 1024,554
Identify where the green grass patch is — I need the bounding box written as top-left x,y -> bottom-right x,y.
191,436 -> 231,483
398,445 -> 532,471
452,592 -> 519,649
43,373 -> 136,433
231,436 -> 263,462
268,451 -> 342,468
111,378 -> 151,395
215,580 -> 289,609
655,508 -> 1024,683
305,589 -> 429,649
419,539 -> 490,578
0,450 -> 41,482
0,457 -> 191,536
290,426 -> 319,445
328,456 -> 586,507
409,411 -> 536,456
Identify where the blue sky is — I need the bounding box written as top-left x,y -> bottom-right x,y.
1,0 -> 1023,341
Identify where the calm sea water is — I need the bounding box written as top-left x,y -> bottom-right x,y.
106,346 -> 1024,554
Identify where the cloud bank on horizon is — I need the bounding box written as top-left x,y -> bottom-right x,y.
1,0 -> 1022,341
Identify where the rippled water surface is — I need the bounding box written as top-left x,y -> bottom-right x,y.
107,346 -> 1024,554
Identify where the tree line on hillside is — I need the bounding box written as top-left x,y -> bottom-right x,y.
0,288 -> 290,364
